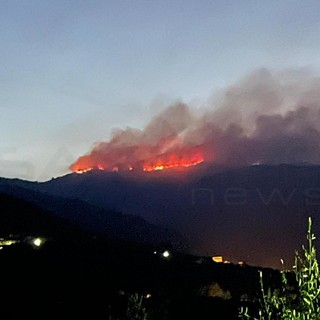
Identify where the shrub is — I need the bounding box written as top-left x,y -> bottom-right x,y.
239,217 -> 320,320
126,293 -> 149,320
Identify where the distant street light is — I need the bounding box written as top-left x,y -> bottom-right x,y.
162,250 -> 170,258
31,237 -> 45,248
33,238 -> 42,247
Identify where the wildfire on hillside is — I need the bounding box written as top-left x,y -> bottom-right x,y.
70,69 -> 320,174
71,147 -> 205,174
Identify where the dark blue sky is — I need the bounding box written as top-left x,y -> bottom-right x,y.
1,0 -> 320,180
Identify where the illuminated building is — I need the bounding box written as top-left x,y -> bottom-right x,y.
212,256 -> 224,263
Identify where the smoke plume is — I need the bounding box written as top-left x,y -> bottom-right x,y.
70,69 -> 320,173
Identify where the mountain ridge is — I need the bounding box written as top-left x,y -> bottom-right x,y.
1,164 -> 320,268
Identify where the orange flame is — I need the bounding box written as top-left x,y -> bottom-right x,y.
142,152 -> 204,172
71,150 -> 204,174
75,168 -> 93,174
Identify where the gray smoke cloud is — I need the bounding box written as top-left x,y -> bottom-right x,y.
71,68 -> 320,171
197,68 -> 320,166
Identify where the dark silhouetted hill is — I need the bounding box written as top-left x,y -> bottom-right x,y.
0,193 -> 80,237
0,180 -> 184,248
2,164 -> 320,268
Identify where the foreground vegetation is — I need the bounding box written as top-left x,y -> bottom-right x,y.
239,217 -> 320,320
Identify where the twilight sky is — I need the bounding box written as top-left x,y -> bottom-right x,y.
1,0 -> 320,181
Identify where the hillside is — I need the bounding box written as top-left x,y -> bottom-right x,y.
0,181 -> 184,249
6,164 -> 320,268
